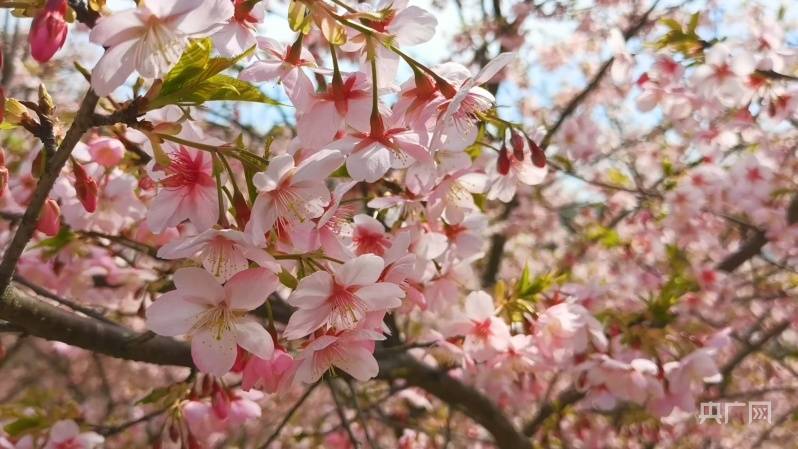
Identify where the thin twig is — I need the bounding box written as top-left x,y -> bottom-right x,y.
257,382 -> 320,449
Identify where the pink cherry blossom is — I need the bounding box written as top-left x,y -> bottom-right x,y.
294,331 -> 380,383
536,302 -> 608,362
157,229 -> 278,281
431,53 -> 514,151
283,254 -> 404,339
89,0 -> 234,96
241,349 -> 296,393
211,0 -> 267,57
146,267 -> 279,375
351,214 -> 391,256
43,420 -> 103,449
147,146 -> 218,234
87,137 -> 125,168
245,150 -> 344,243
295,72 -> 372,149
444,291 -> 512,362
239,37 -> 320,109
329,119 -> 432,182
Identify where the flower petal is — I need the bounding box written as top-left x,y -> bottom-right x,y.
146,291 -> 207,336
336,254 -> 384,287
191,328 -> 238,376
173,267 -> 225,305
235,318 -> 274,360
225,268 -> 279,311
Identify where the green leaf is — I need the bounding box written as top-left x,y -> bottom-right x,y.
4,416 -> 44,437
136,387 -> 170,405
688,12 -> 700,33
33,227 -> 75,255
147,38 -> 278,110
660,18 -> 683,31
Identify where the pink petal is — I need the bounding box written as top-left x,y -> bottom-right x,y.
333,345 -> 379,381
356,283 -> 404,310
235,318 -> 274,360
283,307 -> 330,340
174,267 -> 225,305
225,268 -> 279,311
465,291 -> 494,320
146,290 -> 206,336
191,328 -> 238,376
286,271 -> 333,308
336,254 -> 384,287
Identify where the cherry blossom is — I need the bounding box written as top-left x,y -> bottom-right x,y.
42,421 -> 103,449
245,150 -> 344,243
283,254 -> 404,339
146,267 -> 279,375
89,0 -> 234,96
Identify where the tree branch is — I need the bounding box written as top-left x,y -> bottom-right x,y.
715,194 -> 798,273
376,352 -> 531,449
0,89 -> 99,292
0,284 -> 531,449
0,286 -> 192,366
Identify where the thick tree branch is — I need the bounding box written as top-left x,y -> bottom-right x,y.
0,286 -> 193,366
376,353 -> 531,449
0,284 -> 530,449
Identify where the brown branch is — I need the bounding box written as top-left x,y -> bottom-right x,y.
0,286 -> 193,366
719,320 -> 791,392
256,382 -> 320,449
521,388 -> 584,437
0,283 -> 530,449
376,352 -> 532,449
0,89 -> 100,292
715,194 -> 798,273
13,274 -> 118,325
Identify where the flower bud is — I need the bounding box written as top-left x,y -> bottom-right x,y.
510,129 -> 525,161
88,137 -> 125,167
232,190 -> 251,229
0,87 -> 5,124
37,198 -> 61,236
3,98 -> 31,126
211,389 -> 230,420
167,420 -> 180,443
497,145 -> 511,175
73,161 -> 99,213
528,137 -> 547,168
29,0 -> 69,63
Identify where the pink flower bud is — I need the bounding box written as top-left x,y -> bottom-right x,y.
73,161 -> 99,213
28,0 -> 68,63
88,137 -> 126,167
211,389 -> 231,420
37,198 -> 61,236
510,129 -> 525,161
528,137 -> 547,168
497,146 -> 511,175
0,166 -> 7,198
